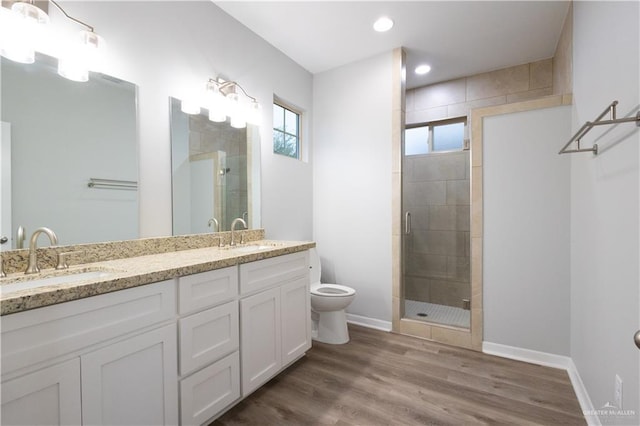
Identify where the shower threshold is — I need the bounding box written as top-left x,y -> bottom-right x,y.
404,299 -> 470,328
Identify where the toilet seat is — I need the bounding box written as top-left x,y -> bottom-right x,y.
311,283 -> 356,297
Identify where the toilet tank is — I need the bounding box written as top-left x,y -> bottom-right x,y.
309,248 -> 321,284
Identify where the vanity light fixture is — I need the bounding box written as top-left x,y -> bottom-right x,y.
373,16 -> 394,32
50,0 -> 105,82
0,0 -> 105,82
0,1 -> 49,64
182,78 -> 261,129
415,64 -> 431,75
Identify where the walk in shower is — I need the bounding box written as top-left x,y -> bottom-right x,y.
402,120 -> 471,329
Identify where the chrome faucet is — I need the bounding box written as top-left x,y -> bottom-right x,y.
230,218 -> 247,246
25,227 -> 58,274
208,218 -> 219,232
16,225 -> 26,249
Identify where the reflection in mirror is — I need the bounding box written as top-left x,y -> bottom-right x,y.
170,97 -> 257,234
0,54 -> 138,249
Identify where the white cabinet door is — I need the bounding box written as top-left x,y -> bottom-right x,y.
240,287 -> 281,396
1,358 -> 81,425
281,277 -> 311,366
179,351 -> 240,426
81,323 -> 178,426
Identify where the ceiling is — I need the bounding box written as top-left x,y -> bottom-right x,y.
215,1 -> 570,89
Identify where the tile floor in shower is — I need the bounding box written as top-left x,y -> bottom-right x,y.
404,299 -> 470,328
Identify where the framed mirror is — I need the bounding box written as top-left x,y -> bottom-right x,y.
1,54 -> 138,249
169,97 -> 259,234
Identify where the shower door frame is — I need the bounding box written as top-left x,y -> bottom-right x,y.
390,47 -> 572,351
390,49 -> 481,350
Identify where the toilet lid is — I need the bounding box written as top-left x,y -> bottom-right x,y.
309,247 -> 321,283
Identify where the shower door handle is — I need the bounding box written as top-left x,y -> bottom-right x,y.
404,211 -> 411,235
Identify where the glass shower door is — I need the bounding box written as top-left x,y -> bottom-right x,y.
402,123 -> 471,329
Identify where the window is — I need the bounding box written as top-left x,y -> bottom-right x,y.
273,102 -> 300,159
404,119 -> 467,156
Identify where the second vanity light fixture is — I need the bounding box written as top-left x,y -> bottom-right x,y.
0,0 -> 105,82
181,78 -> 260,129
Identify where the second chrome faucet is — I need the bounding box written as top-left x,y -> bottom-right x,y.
230,218 -> 247,246
25,227 -> 58,274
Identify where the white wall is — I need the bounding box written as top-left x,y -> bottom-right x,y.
571,2 -> 639,422
59,1 -> 313,241
313,52 -> 393,324
483,105 -> 571,356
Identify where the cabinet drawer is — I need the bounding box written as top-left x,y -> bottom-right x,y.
1,280 -> 176,375
178,267 -> 238,315
180,351 -> 240,426
179,301 -> 239,376
239,251 -> 309,295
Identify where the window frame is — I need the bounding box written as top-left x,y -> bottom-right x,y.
272,99 -> 302,160
405,117 -> 468,155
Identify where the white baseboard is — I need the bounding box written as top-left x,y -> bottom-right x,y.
482,341 -> 573,369
346,313 -> 392,332
565,358 -> 601,426
483,342 -> 600,426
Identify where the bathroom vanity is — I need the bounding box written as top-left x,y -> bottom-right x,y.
0,236 -> 313,425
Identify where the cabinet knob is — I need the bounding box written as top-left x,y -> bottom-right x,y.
634,330 -> 640,350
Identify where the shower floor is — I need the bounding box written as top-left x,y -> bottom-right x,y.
404,299 -> 470,328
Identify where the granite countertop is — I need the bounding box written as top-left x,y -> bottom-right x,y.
0,240 -> 315,316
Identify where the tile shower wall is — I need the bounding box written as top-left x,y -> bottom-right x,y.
403,151 -> 470,308
406,58 -> 554,126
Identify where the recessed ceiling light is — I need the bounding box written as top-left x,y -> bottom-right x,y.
373,16 -> 394,32
415,64 -> 432,75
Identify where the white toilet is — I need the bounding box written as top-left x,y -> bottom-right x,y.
309,248 -> 356,344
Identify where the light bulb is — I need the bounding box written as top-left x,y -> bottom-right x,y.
228,93 -> 246,129
12,2 -> 49,24
373,16 -> 393,32
230,114 -> 246,129
58,56 -> 89,82
415,64 -> 431,75
206,83 -> 227,122
209,108 -> 226,123
0,2 -> 49,64
181,99 -> 200,115
78,30 -> 105,71
58,31 -> 105,82
247,100 -> 261,126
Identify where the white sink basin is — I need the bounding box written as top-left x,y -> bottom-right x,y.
0,270 -> 115,295
225,244 -> 276,253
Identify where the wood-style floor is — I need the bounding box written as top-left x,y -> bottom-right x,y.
214,325 -> 586,425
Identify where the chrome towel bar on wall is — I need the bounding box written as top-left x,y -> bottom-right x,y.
87,178 -> 138,190
558,100 -> 640,155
